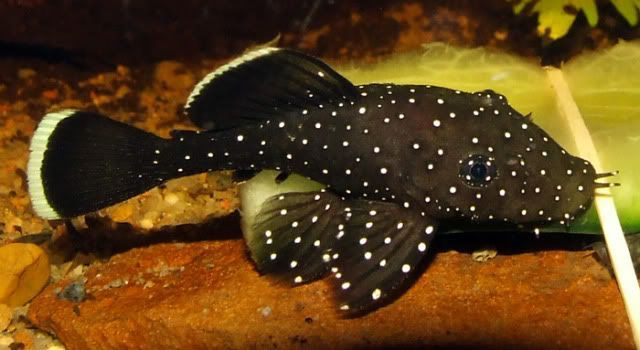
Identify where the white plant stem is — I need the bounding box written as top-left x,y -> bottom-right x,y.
546,67 -> 640,349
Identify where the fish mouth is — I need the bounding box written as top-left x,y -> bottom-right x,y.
594,170 -> 620,188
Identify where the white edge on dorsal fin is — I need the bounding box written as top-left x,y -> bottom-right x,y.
184,47 -> 281,111
27,109 -> 78,219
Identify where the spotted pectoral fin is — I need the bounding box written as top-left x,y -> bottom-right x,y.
184,48 -> 358,130
330,201 -> 437,316
247,191 -> 345,284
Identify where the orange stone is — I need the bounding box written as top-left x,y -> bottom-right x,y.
0,243 -> 50,307
28,239 -> 633,350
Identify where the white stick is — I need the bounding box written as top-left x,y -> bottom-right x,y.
546,67 -> 640,348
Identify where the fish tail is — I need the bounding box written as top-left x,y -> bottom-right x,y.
28,109 -> 173,219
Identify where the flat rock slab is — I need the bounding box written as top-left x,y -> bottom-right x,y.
29,239 -> 633,350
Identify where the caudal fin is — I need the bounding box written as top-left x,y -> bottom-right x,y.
28,110 -> 170,219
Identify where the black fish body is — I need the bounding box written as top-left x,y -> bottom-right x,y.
27,48 -> 601,315
175,83 -> 595,225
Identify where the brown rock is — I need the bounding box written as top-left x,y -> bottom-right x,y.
0,243 -> 50,307
29,240 -> 633,350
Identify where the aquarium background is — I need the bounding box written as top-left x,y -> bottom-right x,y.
1,1 -> 639,349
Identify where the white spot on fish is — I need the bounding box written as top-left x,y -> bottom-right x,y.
372,288 -> 382,300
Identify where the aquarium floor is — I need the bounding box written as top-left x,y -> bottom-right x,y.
28,239 -> 632,350
1,1 -> 638,349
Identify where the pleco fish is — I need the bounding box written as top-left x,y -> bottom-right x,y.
27,48 -> 617,315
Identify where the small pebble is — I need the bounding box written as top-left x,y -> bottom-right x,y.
107,279 -> 126,289
164,193 -> 179,205
0,335 -> 14,347
0,243 -> 50,306
56,279 -> 86,303
472,248 -> 498,262
67,265 -> 86,279
258,306 -> 272,317
139,219 -> 154,229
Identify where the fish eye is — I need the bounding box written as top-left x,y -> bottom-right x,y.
459,154 -> 497,188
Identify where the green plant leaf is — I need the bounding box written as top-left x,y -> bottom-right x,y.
510,0 -> 598,39
611,0 -> 640,25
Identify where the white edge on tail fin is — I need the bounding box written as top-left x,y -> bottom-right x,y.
27,109 -> 78,219
184,47 -> 280,111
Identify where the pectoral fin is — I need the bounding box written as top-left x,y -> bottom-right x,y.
246,190 -> 438,315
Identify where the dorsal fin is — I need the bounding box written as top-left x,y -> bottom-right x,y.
184,48 -> 357,130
